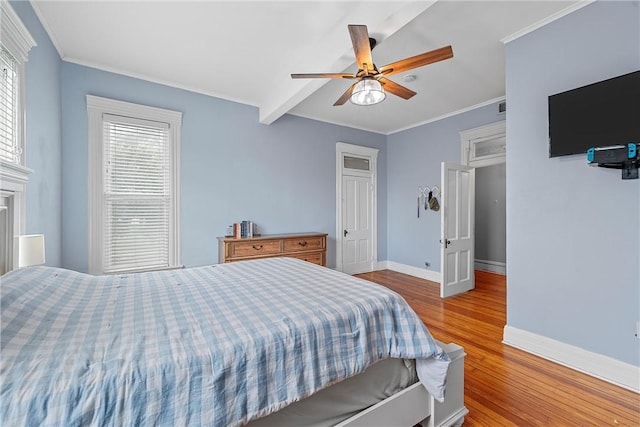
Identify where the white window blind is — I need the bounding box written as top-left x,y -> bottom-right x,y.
103,114 -> 172,273
0,47 -> 20,164
88,95 -> 181,275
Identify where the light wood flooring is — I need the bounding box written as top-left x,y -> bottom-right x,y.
355,269 -> 639,426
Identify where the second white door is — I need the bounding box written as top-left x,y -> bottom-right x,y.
342,174 -> 373,274
440,162 -> 475,298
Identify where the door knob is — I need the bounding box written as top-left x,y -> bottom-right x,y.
344,229 -> 348,237
440,239 -> 452,248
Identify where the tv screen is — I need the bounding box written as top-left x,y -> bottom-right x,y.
548,70 -> 640,158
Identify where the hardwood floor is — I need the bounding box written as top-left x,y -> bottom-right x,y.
355,269 -> 640,426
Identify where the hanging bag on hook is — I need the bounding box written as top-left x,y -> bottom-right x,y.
429,194 -> 440,211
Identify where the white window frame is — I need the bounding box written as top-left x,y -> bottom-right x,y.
1,1 -> 36,271
87,95 -> 182,274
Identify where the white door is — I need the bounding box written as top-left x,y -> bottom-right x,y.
440,162 -> 475,298
341,174 -> 374,274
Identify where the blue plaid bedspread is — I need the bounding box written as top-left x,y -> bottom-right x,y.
1,257 -> 449,426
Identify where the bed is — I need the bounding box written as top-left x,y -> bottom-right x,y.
1,257 -> 467,426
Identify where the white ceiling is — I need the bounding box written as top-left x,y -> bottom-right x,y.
30,1 -> 587,135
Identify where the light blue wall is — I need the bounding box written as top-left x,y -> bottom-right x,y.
386,103 -> 504,272
11,0 -> 62,267
60,63 -> 387,272
506,1 -> 639,366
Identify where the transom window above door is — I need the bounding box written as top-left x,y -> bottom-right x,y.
460,120 -> 506,167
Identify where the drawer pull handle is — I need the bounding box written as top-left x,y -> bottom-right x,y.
298,241 -> 308,247
252,245 -> 263,250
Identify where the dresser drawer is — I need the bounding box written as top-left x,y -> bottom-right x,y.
289,252 -> 324,265
230,239 -> 281,258
283,236 -> 324,252
218,233 -> 327,266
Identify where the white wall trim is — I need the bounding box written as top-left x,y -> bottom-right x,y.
384,260 -> 441,284
501,1 -> 594,44
474,259 -> 506,275
1,1 -> 37,64
292,96 -> 509,137
0,161 -> 33,187
28,0 -> 65,58
503,325 -> 639,393
389,96 -> 506,135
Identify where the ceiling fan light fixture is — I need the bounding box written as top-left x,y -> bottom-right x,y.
350,78 -> 386,106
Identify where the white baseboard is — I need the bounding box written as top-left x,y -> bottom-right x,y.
474,259 -> 506,275
503,325 -> 639,392
377,260 -> 504,282
379,260 -> 442,283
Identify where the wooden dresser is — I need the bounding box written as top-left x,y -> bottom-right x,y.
217,232 -> 327,266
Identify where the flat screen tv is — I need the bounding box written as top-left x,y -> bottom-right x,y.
548,70 -> 640,158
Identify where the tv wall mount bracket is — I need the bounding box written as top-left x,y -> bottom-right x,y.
587,142 -> 639,180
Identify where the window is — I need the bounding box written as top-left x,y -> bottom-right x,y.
1,47 -> 20,164
343,155 -> 370,171
88,95 -> 181,274
1,1 -> 35,167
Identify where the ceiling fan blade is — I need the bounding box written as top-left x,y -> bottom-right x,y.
379,77 -> 416,100
348,24 -> 374,73
334,83 -> 356,106
291,73 -> 355,79
379,45 -> 453,76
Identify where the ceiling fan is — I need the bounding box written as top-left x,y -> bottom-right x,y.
291,24 -> 453,106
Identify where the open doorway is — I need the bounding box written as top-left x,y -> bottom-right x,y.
460,120 -> 506,276
475,164 -> 506,274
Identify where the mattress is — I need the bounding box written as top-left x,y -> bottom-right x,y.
247,357 -> 417,427
1,257 -> 448,426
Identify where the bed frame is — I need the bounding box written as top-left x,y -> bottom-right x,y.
336,342 -> 468,427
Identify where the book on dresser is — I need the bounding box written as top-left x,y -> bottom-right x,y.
217,232 -> 327,266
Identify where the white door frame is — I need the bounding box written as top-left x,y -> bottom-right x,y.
336,142 -> 378,273
460,120 -> 507,275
